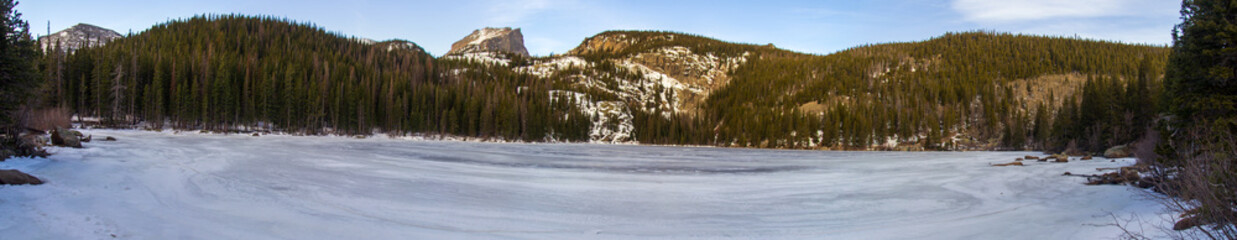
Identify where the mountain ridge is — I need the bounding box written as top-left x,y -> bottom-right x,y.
41,16 -> 1169,152
37,23 -> 122,53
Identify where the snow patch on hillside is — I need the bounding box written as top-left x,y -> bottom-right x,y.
385,42 -> 419,52
468,29 -> 500,45
643,47 -> 749,87
352,37 -> 376,45
550,90 -> 634,143
518,56 -> 590,77
441,52 -> 510,66
611,60 -> 701,116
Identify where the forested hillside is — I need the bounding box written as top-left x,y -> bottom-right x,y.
43,15 -> 590,141
698,32 -> 1169,152
42,15 -> 1170,152
541,30 -> 1168,152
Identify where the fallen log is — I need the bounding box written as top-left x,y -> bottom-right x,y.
991,161 -> 1024,167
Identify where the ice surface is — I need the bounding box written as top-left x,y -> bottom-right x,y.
0,130 -> 1173,239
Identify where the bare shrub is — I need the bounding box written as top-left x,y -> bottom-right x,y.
26,107 -> 71,132
1156,125 -> 1237,239
1063,139 -> 1084,156
1134,126 -> 1160,166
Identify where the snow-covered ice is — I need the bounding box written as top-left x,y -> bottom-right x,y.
0,130 -> 1173,239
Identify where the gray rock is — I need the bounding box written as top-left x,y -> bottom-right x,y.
0,169 -> 43,185
19,134 -> 49,148
51,128 -> 82,148
446,27 -> 530,57
1104,145 -> 1131,158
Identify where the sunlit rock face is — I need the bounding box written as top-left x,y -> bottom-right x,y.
446,27 -> 529,57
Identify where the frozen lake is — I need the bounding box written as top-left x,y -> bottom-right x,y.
0,130 -> 1170,239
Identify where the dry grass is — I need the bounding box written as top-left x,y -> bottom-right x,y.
25,107 -> 71,132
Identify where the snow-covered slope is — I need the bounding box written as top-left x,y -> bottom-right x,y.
550,90 -> 633,143
0,130 -> 1176,239
38,23 -> 122,53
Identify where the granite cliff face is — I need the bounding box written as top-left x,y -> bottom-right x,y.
446,27 -> 529,57
38,23 -> 122,53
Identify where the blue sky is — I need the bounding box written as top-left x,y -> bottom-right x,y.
17,0 -> 1179,57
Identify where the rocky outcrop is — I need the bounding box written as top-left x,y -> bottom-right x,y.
1104,145 -> 1131,158
0,169 -> 43,185
568,32 -> 638,56
446,27 -> 529,57
38,23 -> 122,53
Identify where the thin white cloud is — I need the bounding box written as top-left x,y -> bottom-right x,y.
951,0 -> 1173,22
1018,21 -> 1173,45
949,0 -> 1179,46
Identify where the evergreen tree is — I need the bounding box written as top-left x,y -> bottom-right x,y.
1166,0 -> 1237,123
1155,0 -> 1237,236
0,0 -> 43,158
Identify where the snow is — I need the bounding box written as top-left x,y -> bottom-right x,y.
518,56 -> 590,78
645,47 -> 747,87
566,59 -> 696,116
441,52 -> 511,66
468,28 -> 508,46
550,90 -> 634,143
352,37 -> 376,45
0,129 -> 1175,239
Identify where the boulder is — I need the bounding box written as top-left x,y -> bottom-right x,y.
80,135 -> 92,143
1024,155 -> 1040,160
1080,155 -> 1093,160
19,133 -> 49,148
1104,145 -> 1131,158
252,133 -> 260,137
1174,216 -> 1203,231
103,136 -> 117,141
50,128 -> 82,148
0,169 -> 43,185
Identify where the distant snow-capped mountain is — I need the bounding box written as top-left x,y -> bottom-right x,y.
38,23 -> 122,53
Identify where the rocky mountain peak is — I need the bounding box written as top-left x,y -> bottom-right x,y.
446,27 -> 529,57
568,32 -> 636,56
38,23 -> 123,53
